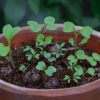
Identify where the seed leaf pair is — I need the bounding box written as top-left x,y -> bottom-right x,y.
36,34 -> 53,45
36,61 -> 56,76
3,24 -> 21,42
44,16 -> 56,30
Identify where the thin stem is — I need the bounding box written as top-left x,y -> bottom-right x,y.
9,43 -> 15,69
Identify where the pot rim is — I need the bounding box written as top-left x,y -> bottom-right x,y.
0,24 -> 100,97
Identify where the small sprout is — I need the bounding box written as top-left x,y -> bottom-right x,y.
68,38 -> 74,45
48,57 -> 56,62
74,65 -> 84,76
92,53 -> 100,61
63,22 -> 75,32
80,26 -> 93,38
45,36 -> 53,44
24,46 -> 40,60
3,24 -> 21,42
79,38 -> 89,45
36,34 -> 53,46
36,34 -> 44,43
63,74 -> 81,83
44,52 -> 51,59
36,61 -> 46,70
0,43 -> 9,57
75,50 -> 87,60
44,16 -> 56,30
63,75 -> 70,83
87,57 -> 97,66
45,66 -> 56,76
27,21 -> 41,32
36,61 -> 56,76
67,55 -> 77,64
19,64 -> 27,72
86,68 -> 95,76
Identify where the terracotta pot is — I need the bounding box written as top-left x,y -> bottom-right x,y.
0,25 -> 100,100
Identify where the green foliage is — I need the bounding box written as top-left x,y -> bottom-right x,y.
79,38 -> 89,45
19,64 -> 27,72
75,50 -> 87,60
36,34 -> 53,46
87,57 -> 97,66
36,61 -> 46,70
86,67 -> 95,76
63,22 -> 75,32
24,46 -> 40,60
74,65 -> 84,76
92,53 -> 100,61
0,43 -> 9,57
63,74 -> 81,83
68,38 -> 75,45
27,21 -> 41,32
51,42 -> 67,59
3,24 -> 21,42
67,55 -> 77,64
44,16 -> 56,30
45,66 -> 56,76
80,26 -> 93,38
36,61 -> 56,76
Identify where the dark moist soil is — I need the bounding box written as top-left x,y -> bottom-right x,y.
0,41 -> 100,89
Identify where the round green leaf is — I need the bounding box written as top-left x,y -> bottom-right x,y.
0,43 -> 9,57
45,36 -> 53,44
45,66 -> 56,76
80,26 -> 93,38
36,34 -> 44,42
44,52 -> 51,59
76,50 -> 87,60
92,53 -> 100,61
87,68 -> 95,76
74,65 -> 84,76
44,16 -> 55,24
67,55 -> 77,63
87,57 -> 97,66
27,21 -> 41,32
63,22 -> 75,32
36,61 -> 46,70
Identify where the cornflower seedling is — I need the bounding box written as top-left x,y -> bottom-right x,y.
51,42 -> 67,58
23,46 -> 40,61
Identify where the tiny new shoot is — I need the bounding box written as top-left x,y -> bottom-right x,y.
36,61 -> 56,77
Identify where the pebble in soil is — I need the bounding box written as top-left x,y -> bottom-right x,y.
23,69 -> 41,85
44,78 -> 60,89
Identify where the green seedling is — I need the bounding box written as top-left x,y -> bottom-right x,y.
23,46 -> 40,61
19,64 -> 27,72
75,50 -> 87,60
43,51 -> 56,62
51,42 -> 67,58
86,67 -> 95,76
63,74 -> 81,83
36,33 -> 53,46
63,22 -> 93,46
44,16 -> 56,30
27,21 -> 41,32
1,24 -> 21,68
36,61 -> 56,76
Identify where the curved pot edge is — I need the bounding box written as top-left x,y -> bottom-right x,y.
0,24 -> 100,97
